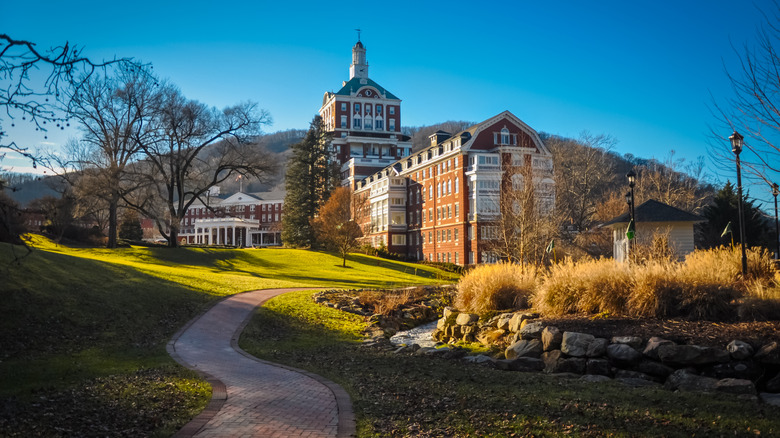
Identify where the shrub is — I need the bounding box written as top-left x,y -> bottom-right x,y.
534,258 -> 631,316
455,263 -> 536,314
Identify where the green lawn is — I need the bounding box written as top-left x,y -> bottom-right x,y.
240,291 -> 780,437
0,235 -> 456,436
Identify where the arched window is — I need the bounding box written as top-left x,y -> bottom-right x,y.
501,127 -> 510,145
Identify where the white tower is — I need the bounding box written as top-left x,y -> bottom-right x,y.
349,40 -> 368,80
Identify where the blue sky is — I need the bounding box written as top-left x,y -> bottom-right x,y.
1,1 -> 776,201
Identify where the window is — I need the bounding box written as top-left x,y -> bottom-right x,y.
447,205 -> 451,218
447,229 -> 451,241
454,229 -> 459,241
341,115 -> 347,128
437,207 -> 441,220
391,197 -> 403,205
392,234 -> 406,245
275,214 -> 280,221
447,253 -> 451,263
341,102 -> 347,111
447,180 -> 451,194
389,119 -> 396,131
376,104 -> 382,114
455,252 -> 459,264
389,106 -> 395,115
455,203 -> 459,218
428,185 -> 432,200
455,177 -> 459,193
375,119 -> 384,130
428,232 -> 432,243
428,208 -> 432,221
262,214 -> 267,222
353,117 -> 361,129
501,128 -> 510,145
262,204 -> 267,211
437,231 -> 441,242
354,103 -> 361,113
250,205 -> 255,212
469,251 -> 474,264
366,104 -> 372,114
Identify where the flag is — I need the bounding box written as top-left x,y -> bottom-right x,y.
721,222 -> 733,238
546,239 -> 555,253
626,219 -> 635,240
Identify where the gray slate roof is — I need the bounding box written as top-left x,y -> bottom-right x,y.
603,199 -> 704,226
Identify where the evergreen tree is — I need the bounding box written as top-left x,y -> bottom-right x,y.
118,209 -> 144,241
281,115 -> 335,247
698,181 -> 771,248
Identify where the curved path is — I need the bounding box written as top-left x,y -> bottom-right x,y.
167,288 -> 355,438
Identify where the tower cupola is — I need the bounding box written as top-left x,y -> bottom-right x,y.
349,40 -> 368,80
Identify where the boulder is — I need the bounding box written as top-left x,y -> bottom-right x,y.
495,357 -> 545,372
617,378 -> 661,388
436,318 -> 447,330
657,344 -> 730,366
611,336 -> 644,350
476,329 -> 506,345
643,337 -> 676,361
638,360 -> 675,379
456,312 -> 479,326
606,343 -> 643,365
586,338 -> 609,358
581,374 -> 612,383
463,354 -> 495,366
496,313 -> 514,331
703,360 -> 762,381
508,313 -> 535,333
615,370 -> 655,382
543,350 -> 586,374
586,358 -> 611,376
519,321 -> 545,340
442,307 -> 458,319
726,340 -> 754,360
665,369 -> 718,392
760,393 -> 780,407
755,341 -> 780,365
505,339 -> 543,360
561,332 -> 596,357
716,378 -> 756,395
541,326 -> 563,351
765,372 -> 780,393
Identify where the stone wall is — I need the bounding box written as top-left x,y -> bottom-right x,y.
431,307 -> 780,399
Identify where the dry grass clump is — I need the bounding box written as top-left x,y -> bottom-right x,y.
628,261 -> 681,318
534,258 -> 631,316
455,263 -> 536,314
358,288 -> 428,316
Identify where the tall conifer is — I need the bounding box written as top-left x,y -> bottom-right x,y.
282,115 -> 335,247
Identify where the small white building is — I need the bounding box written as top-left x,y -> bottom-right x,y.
604,199 -> 704,262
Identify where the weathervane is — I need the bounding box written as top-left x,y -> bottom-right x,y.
355,28 -> 361,42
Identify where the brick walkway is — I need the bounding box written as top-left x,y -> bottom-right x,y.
167,288 -> 355,438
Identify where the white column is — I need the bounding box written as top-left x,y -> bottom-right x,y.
232,226 -> 237,247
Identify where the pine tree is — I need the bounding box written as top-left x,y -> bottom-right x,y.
281,115 -> 335,247
698,181 -> 771,248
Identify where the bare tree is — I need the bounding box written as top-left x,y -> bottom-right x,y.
127,86 -> 274,247
710,2 -> 780,187
55,66 -> 158,248
1,34 -> 135,164
631,152 -> 713,213
547,132 -> 618,234
488,154 -> 558,270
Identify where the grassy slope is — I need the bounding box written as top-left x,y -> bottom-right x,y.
241,291 -> 780,437
0,235 -> 456,436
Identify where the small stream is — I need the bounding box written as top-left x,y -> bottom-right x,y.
389,320 -> 438,348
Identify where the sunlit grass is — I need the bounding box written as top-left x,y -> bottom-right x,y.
0,234 -> 456,436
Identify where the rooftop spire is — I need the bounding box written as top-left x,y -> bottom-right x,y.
350,36 -> 368,80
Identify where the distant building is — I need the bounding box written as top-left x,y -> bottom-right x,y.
178,188 -> 285,247
604,199 -> 704,261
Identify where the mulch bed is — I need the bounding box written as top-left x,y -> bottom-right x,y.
540,315 -> 780,349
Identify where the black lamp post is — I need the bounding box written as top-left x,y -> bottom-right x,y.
773,182 -> 779,261
730,131 -> 748,277
626,169 -> 636,222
